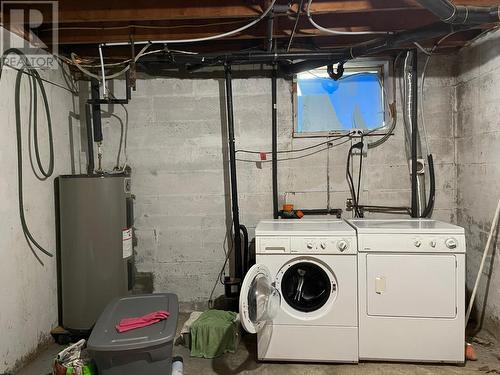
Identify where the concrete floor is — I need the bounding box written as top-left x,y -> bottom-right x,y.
16,313 -> 500,375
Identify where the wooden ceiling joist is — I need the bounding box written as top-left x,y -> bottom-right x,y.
2,0 -> 499,60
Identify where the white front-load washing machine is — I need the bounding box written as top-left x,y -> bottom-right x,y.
239,219 -> 358,363
347,219 -> 465,364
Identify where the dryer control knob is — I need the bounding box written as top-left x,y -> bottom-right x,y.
430,240 -> 437,248
414,240 -> 422,248
320,242 -> 327,250
306,242 -> 314,249
337,240 -> 348,252
445,238 -> 458,249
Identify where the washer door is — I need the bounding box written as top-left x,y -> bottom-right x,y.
280,261 -> 332,313
239,264 -> 281,334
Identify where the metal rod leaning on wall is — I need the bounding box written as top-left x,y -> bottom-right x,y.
272,65 -> 279,219
410,50 -> 419,218
224,64 -> 243,281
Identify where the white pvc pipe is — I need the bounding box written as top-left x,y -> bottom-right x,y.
306,0 -> 390,35
98,44 -> 107,97
465,199 -> 500,326
105,0 -> 276,47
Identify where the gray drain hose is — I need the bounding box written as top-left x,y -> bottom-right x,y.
1,48 -> 54,258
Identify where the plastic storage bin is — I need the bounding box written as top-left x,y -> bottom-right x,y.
87,293 -> 178,375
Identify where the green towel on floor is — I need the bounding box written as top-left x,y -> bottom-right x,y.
190,310 -> 238,358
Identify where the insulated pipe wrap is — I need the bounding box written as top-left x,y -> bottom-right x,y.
415,0 -> 500,24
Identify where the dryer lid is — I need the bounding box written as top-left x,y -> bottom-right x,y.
239,264 -> 281,334
256,219 -> 355,236
347,219 -> 465,235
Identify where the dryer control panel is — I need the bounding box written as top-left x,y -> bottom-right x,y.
358,234 -> 466,253
257,236 -> 357,255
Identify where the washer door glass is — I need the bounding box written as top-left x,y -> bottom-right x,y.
281,262 -> 332,312
240,264 -> 281,334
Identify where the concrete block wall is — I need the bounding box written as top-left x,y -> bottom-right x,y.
0,31 -> 83,373
98,60 -> 456,307
455,29 -> 500,335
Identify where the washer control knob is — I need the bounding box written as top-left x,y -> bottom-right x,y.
307,242 -> 314,250
445,238 -> 458,249
414,240 -> 422,248
320,242 -> 327,250
430,240 -> 437,248
337,240 -> 348,252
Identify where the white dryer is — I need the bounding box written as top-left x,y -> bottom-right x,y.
347,219 -> 465,364
239,219 -> 359,363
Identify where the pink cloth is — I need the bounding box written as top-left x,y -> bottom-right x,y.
116,310 -> 170,333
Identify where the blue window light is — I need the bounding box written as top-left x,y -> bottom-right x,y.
296,68 -> 386,134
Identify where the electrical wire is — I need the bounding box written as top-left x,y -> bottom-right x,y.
208,220 -> 234,309
71,43 -> 151,81
306,0 -> 391,35
2,61 -> 78,94
236,132 -> 352,155
70,0 -> 276,80
236,137 -> 351,163
100,92 -> 130,173
346,141 -> 364,218
118,103 -> 129,171
356,137 -> 364,210
43,19 -> 251,32
368,52 -> 403,149
0,48 -> 55,259
63,48 -> 197,69
286,0 -> 305,52
105,0 -> 277,47
413,42 -> 432,56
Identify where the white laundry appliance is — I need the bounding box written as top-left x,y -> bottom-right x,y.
347,219 -> 465,364
239,219 -> 359,363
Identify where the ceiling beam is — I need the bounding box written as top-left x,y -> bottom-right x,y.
45,8 -> 441,45
54,0 -> 500,23
4,0 -> 500,24
302,0 -> 500,14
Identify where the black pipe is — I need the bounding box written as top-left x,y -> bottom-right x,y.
272,65 -> 279,219
300,209 -> 343,218
355,205 -> 411,214
90,79 -> 103,142
421,154 -> 436,218
87,98 -> 129,105
285,22 -> 473,74
85,103 -> 95,174
142,51 -> 347,66
278,208 -> 343,218
224,65 -> 243,281
410,50 -> 419,218
239,224 -> 249,276
415,0 -> 500,24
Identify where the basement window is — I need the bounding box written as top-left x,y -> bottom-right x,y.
293,59 -> 391,137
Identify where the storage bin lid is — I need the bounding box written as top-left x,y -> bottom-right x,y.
88,293 -> 178,352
